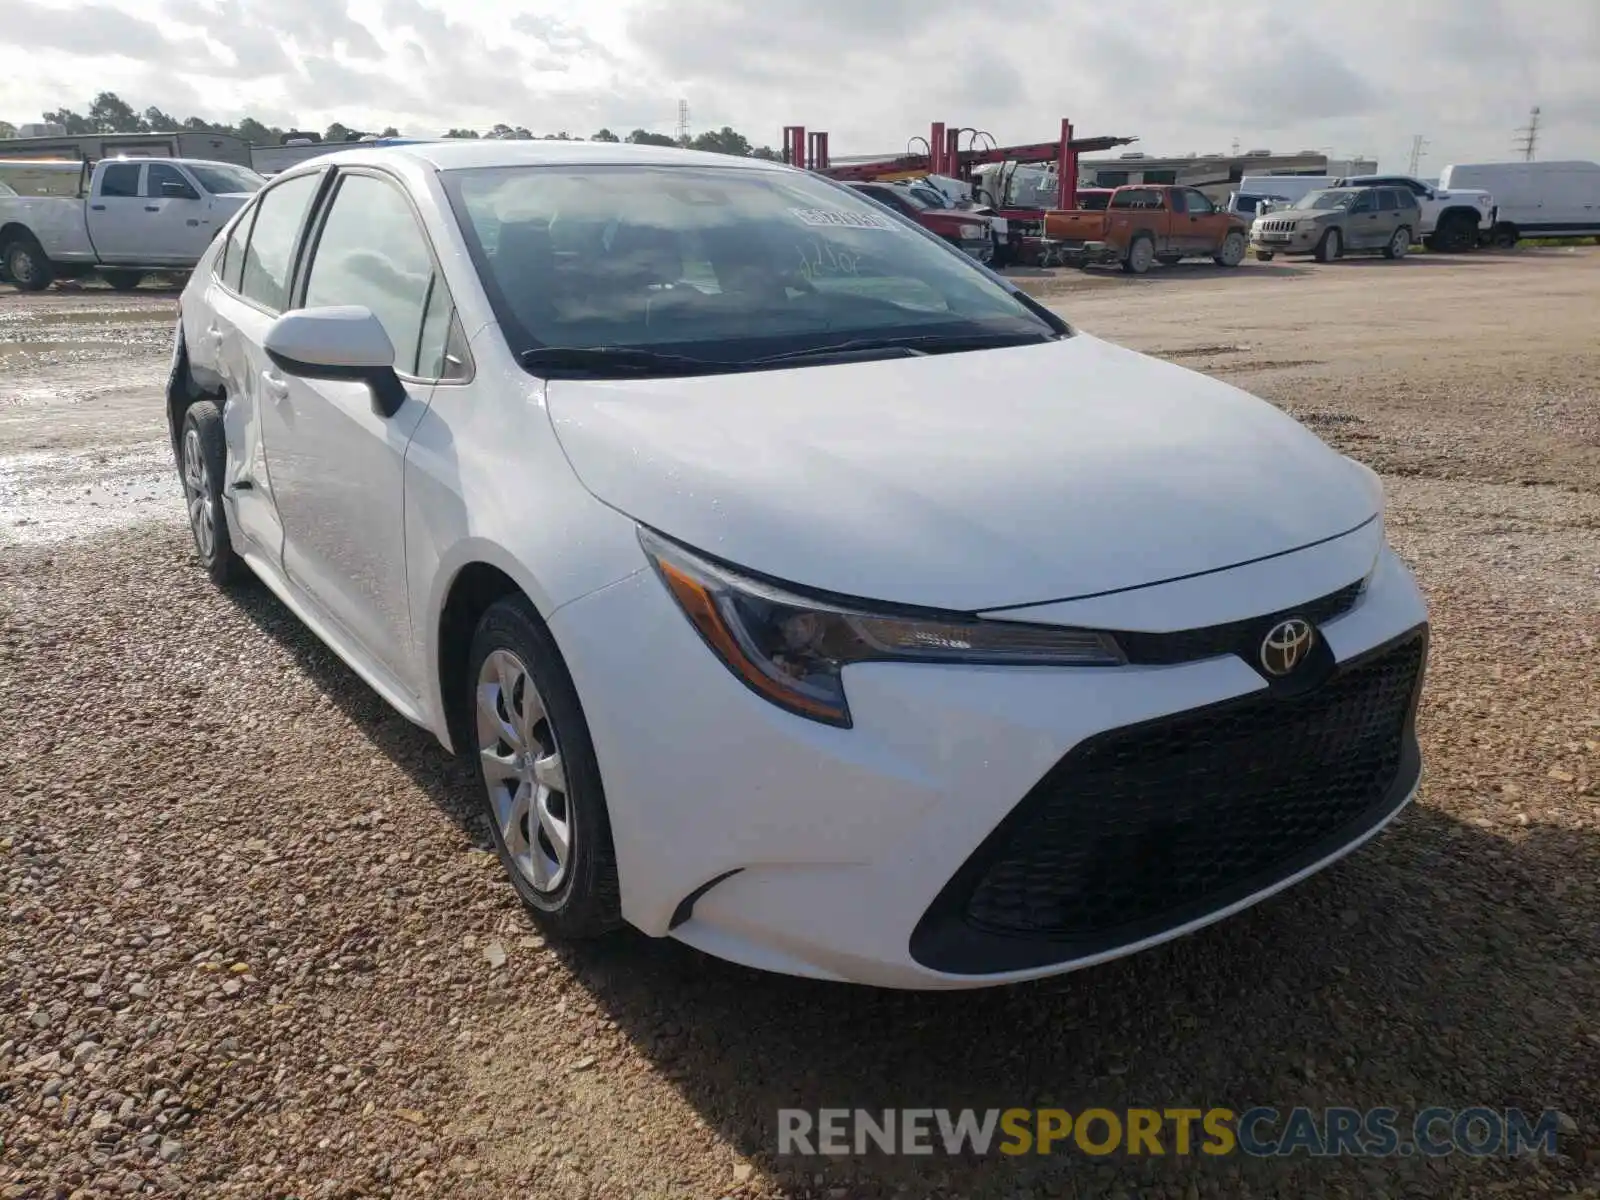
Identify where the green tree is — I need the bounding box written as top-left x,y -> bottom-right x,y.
444,128 -> 480,138
143,106 -> 179,131
236,117 -> 278,145
380,125 -> 400,138
0,120 -> 16,140
690,126 -> 751,157
750,145 -> 782,161
181,115 -> 218,133
88,91 -> 147,133
590,128 -> 619,142
325,122 -> 354,143
627,128 -> 677,148
42,107 -> 94,135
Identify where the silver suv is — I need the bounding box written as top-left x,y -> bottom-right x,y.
1251,187 -> 1420,262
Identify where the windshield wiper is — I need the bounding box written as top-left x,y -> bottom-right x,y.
746,331 -> 1056,366
519,346 -> 736,378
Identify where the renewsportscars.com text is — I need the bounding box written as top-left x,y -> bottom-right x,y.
777,1107 -> 1565,1158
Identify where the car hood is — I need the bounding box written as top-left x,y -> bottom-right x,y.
545,335 -> 1380,611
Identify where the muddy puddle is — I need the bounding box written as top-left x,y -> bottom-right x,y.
1,288 -> 180,544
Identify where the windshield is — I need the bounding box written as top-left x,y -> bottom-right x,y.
1294,190 -> 1357,211
444,164 -> 1059,369
187,163 -> 265,195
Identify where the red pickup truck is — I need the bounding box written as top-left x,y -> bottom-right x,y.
1041,184 -> 1250,272
845,181 -> 995,262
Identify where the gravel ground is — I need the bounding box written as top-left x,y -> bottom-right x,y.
1,258 -> 1597,1199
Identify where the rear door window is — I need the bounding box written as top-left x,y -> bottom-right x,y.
217,206 -> 255,292
1377,189 -> 1399,212
99,163 -> 141,198
239,172 -> 322,313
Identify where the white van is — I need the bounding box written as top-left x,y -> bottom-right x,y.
1438,161 -> 1600,244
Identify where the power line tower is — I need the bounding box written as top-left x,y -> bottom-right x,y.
675,99 -> 690,144
1230,136 -> 1240,157
1407,135 -> 1428,175
1513,106 -> 1540,161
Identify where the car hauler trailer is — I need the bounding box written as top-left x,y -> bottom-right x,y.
782,119 -> 1139,265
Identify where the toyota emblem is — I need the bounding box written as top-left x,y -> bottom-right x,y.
1260,618 -> 1315,677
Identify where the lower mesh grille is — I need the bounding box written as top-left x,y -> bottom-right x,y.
912,629 -> 1426,972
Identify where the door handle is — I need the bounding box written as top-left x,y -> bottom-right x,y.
261,370 -> 291,401
203,324 -> 224,348
145,205 -> 160,212
90,204 -> 106,211
186,219 -> 201,227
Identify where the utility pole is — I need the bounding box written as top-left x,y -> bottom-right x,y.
1513,106 -> 1540,161
1407,135 -> 1428,175
675,99 -> 691,144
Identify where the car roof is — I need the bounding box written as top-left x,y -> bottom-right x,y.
309,139 -> 789,174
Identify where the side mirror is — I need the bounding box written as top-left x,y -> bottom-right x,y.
264,306 -> 407,418
161,180 -> 200,200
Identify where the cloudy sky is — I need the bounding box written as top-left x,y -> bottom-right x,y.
1,0 -> 1595,172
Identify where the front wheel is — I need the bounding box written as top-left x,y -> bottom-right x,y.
469,596 -> 622,939
1314,227 -> 1342,263
1214,230 -> 1247,267
1121,235 -> 1155,274
3,235 -> 55,292
1383,227 -> 1412,259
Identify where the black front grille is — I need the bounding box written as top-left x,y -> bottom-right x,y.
911,629 -> 1426,974
1117,579 -> 1365,666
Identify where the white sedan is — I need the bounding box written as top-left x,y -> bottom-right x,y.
168,140 -> 1428,989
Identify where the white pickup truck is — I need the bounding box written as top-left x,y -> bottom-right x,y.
0,157 -> 263,291
1331,174 -> 1495,252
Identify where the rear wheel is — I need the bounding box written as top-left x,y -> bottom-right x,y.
1121,235 -> 1155,274
178,401 -> 245,587
1214,230 -> 1247,267
1383,226 -> 1412,259
3,235 -> 55,292
103,270 -> 144,292
469,596 -> 622,939
1314,227 -> 1342,263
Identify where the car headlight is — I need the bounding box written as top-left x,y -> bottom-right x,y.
960,223 -> 986,239
640,529 -> 1124,727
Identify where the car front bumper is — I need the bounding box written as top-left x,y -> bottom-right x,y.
549,529 -> 1428,989
1251,225 -> 1323,253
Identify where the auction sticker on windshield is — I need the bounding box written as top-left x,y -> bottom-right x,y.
788,207 -> 899,231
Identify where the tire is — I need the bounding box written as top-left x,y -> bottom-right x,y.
1492,223 -> 1519,249
3,234 -> 55,292
103,270 -> 144,292
1383,226 -> 1412,259
468,595 -> 622,939
1121,235 -> 1155,274
1255,250 -> 1276,261
1432,213 -> 1477,253
1214,230 -> 1247,267
1314,227 -> 1342,263
178,401 -> 245,587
